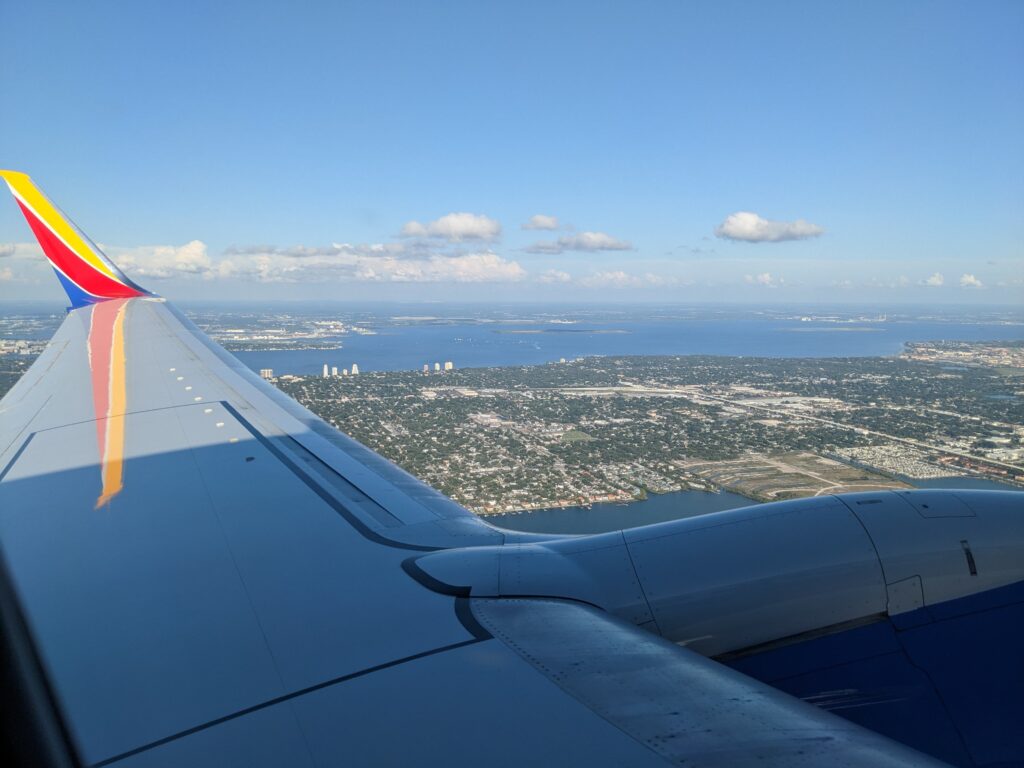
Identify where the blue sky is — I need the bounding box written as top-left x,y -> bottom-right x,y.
0,0 -> 1021,304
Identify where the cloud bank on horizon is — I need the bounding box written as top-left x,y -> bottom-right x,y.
0,204 -> 1007,299
0,204 -> 1013,298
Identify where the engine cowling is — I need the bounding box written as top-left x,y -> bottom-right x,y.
412,490 -> 1024,656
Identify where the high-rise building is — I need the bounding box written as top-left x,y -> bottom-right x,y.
434,362 -> 441,372
331,366 -> 339,377
259,368 -> 274,380
443,361 -> 453,371
351,363 -> 359,375
322,364 -> 329,378
343,368 -> 349,376
423,364 -> 430,374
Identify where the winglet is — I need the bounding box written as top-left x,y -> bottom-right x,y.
0,170 -> 150,308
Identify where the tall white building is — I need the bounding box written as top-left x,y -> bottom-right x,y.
434,362 -> 441,372
322,364 -> 329,378
422,364 -> 429,374
443,361 -> 453,371
259,368 -> 274,380
351,363 -> 359,375
331,366 -> 338,377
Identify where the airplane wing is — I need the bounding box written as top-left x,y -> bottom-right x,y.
0,171 -> 945,767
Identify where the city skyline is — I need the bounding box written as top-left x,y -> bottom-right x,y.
1,1 -> 1022,305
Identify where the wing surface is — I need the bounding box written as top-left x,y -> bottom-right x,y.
0,172 -> 945,766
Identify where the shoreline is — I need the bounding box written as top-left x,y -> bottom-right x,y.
486,475 -> 1021,535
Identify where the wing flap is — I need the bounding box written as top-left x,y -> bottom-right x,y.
472,598 -> 947,767
77,596 -> 950,767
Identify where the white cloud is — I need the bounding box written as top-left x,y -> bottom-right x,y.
522,214 -> 559,231
526,231 -> 632,254
744,272 -> 782,287
537,269 -> 571,284
108,241 -> 212,279
920,272 -> 945,287
214,246 -> 525,284
225,242 -> 411,259
959,273 -> 983,289
715,212 -> 824,243
0,242 -> 43,260
393,253 -> 528,284
3,239 -> 214,282
400,212 -> 501,241
0,235 -> 521,287
0,242 -> 50,281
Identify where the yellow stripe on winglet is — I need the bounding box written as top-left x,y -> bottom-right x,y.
0,170 -> 121,282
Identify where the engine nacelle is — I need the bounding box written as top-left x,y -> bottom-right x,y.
413,490 -> 1024,657
624,489 -> 1023,654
